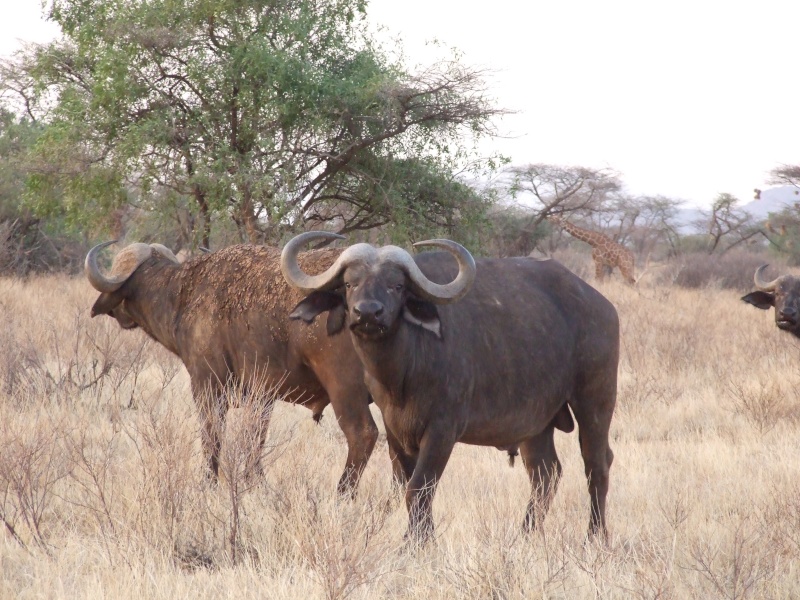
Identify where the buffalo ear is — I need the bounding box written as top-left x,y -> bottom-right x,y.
402,297 -> 442,339
290,291 -> 344,325
326,303 -> 347,336
741,291 -> 775,310
91,292 -> 123,318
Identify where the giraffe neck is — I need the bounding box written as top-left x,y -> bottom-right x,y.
557,219 -> 604,247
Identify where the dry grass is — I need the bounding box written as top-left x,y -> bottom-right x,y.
1,271 -> 800,599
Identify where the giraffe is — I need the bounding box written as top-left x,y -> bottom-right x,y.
548,216 -> 637,284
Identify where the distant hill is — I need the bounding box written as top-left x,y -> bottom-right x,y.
674,206 -> 705,234
673,186 -> 800,235
742,185 -> 800,220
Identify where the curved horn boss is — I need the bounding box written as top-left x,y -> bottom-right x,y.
753,264 -> 781,291
281,232 -> 476,303
85,241 -> 179,293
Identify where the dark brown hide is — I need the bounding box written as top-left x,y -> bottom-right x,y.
742,271 -> 800,338
89,245 -> 376,494
289,246 -> 619,543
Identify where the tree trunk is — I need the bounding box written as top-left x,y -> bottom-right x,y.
193,184 -> 211,248
238,187 -> 262,244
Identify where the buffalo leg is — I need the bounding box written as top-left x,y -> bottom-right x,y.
248,396 -> 275,478
328,388 -> 379,497
520,426 -> 562,532
386,428 -> 416,490
194,386 -> 228,481
198,398 -> 227,481
404,427 -> 456,543
570,386 -> 615,540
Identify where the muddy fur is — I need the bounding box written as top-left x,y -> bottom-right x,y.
176,245 -> 343,328
88,243 -> 376,494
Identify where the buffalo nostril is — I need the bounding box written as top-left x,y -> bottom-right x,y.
780,307 -> 797,320
354,301 -> 383,322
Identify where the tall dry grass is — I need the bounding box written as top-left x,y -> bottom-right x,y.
1,269 -> 799,599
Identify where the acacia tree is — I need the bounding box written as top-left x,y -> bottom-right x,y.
505,164 -> 621,225
2,0 -> 503,247
768,164 -> 800,188
698,193 -> 761,254
482,164 -> 621,256
599,194 -> 683,256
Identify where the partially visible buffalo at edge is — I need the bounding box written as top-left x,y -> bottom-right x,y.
742,264 -> 800,338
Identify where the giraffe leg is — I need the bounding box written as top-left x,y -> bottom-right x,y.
595,262 -> 606,281
619,256 -> 636,285
592,249 -> 606,282
620,267 -> 636,285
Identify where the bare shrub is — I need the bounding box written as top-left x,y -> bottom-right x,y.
620,534 -> 679,600
15,315 -> 113,404
62,418 -> 124,563
443,516 -> 572,599
617,493 -> 694,599
685,515 -> 779,600
671,250 -> 784,291
0,219 -> 88,276
117,390 -> 203,556
0,409 -> 72,553
0,297 -> 152,408
725,380 -> 793,435
564,539 -> 618,598
280,490 -> 397,600
215,377 -> 285,566
0,312 -> 27,396
759,481 -> 800,556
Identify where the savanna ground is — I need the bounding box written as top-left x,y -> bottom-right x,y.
1,257 -> 799,599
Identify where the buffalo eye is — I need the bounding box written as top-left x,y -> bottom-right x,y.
390,283 -> 404,293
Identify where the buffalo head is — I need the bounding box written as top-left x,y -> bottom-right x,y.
280,231 -> 476,340
741,264 -> 800,337
85,240 -> 180,329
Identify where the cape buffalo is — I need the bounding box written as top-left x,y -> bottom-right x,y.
86,241 -> 377,493
741,264 -> 800,338
281,232 -> 619,542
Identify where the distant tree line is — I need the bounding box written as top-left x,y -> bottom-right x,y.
2,0 -> 800,275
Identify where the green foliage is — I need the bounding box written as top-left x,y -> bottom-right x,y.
0,110 -> 87,274
0,110 -> 41,220
763,206 -> 800,266
674,234 -> 714,254
478,206 -> 549,257
5,0 -> 502,247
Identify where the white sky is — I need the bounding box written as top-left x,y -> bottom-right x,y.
2,1 -> 798,208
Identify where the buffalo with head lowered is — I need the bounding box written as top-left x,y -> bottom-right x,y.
86,241 -> 376,493
741,265 -> 800,338
282,232 -> 619,542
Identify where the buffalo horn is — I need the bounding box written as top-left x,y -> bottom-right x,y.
754,264 -> 781,291
85,241 -> 173,293
149,243 -> 180,263
281,232 -> 476,304
281,231 -> 348,293
392,239 -> 476,304
85,240 -> 127,293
